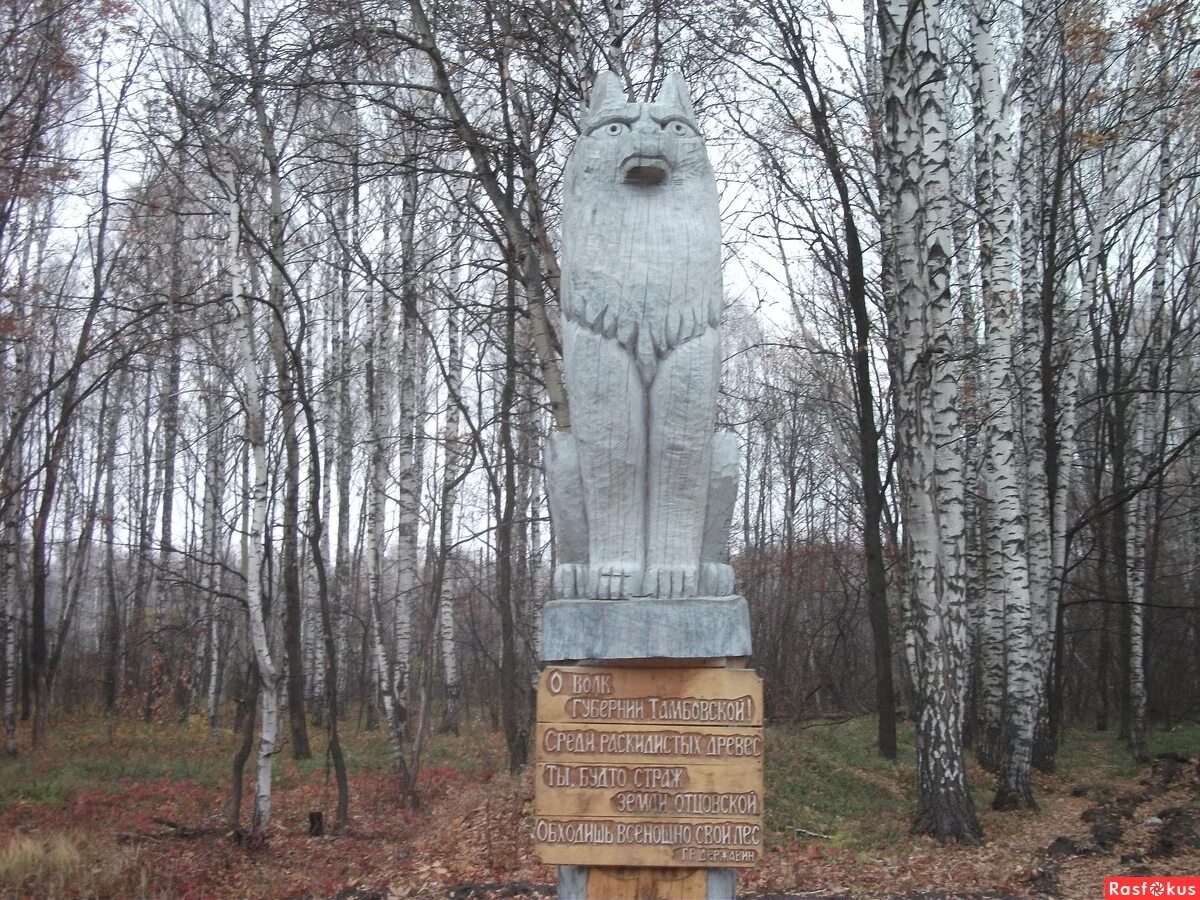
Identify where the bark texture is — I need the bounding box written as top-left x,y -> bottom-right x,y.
879,0 -> 982,844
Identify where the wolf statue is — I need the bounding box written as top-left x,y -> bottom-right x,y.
545,71 -> 737,601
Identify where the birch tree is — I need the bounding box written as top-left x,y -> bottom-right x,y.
227,178 -> 281,840
969,0 -> 1040,810
879,0 -> 981,843
436,241 -> 466,735
365,268 -> 413,789
201,367 -> 229,741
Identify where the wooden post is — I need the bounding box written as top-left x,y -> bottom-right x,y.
533,658 -> 763,898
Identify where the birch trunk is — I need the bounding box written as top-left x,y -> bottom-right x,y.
1,479 -> 18,755
951,107 -> 989,766
437,257 -> 464,735
1,245 -> 26,753
307,277 -> 328,722
879,0 -> 981,843
1125,121 -> 1173,763
156,208 -> 183,719
970,0 -> 1037,810
202,376 -> 227,741
394,158 -> 430,724
1015,0 -> 1072,771
332,195 -> 356,709
365,267 -> 410,782
238,0 -> 310,760
310,327 -> 331,725
1125,398 -> 1150,763
313,351 -> 333,723
1017,213 -> 1056,777
227,181 -> 279,840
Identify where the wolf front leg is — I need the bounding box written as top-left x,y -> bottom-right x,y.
544,433 -> 589,599
564,324 -> 647,598
699,430 -> 739,596
645,329 -> 721,598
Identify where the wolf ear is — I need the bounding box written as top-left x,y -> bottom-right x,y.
660,70 -> 696,120
584,70 -> 626,124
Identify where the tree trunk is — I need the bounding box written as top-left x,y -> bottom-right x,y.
970,0 -> 1037,810
2,211 -> 33,755
272,312 -> 311,761
226,661 -> 259,835
879,0 -> 981,844
332,192 -> 355,713
46,367 -> 125,703
407,0 -> 569,431
437,253 -> 465,736
393,169 -> 423,729
1,486 -> 18,755
157,206 -> 184,720
365,262 -> 411,787
227,177 -> 280,840
238,0 -> 310,762
497,270 -> 526,772
202,377 -> 228,741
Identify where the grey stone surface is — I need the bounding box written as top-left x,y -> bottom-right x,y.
539,595 -> 751,662
546,70 -> 736,601
556,865 -> 588,899
706,868 -> 737,899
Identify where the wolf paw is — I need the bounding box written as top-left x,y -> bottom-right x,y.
643,565 -> 699,598
591,564 -> 643,599
699,562 -> 734,596
553,564 -> 589,599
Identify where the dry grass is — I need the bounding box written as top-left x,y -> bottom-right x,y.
0,832 -> 145,899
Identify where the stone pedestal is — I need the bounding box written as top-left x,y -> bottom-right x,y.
539,595 -> 751,662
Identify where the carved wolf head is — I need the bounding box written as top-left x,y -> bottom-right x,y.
567,70 -> 715,191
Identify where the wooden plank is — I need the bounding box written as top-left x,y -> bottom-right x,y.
536,763 -> 762,820
532,816 -> 762,868
532,665 -> 764,875
536,723 -> 763,765
538,666 -> 762,726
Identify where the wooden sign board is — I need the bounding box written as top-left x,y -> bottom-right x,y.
538,667 -> 762,726
532,665 -> 763,869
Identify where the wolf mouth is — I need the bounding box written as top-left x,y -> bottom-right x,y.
621,153 -> 671,186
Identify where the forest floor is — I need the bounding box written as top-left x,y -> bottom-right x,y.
0,712 -> 1196,898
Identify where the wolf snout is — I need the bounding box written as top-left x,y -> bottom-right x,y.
621,153 -> 671,186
